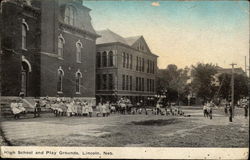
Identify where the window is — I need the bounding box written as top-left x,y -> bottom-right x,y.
138,77 -> 141,91
149,61 -> 152,73
130,55 -> 133,69
126,75 -> 129,90
22,24 -> 27,49
126,53 -> 129,68
147,60 -> 149,73
102,51 -> 107,67
148,61 -> 151,73
152,61 -> 155,74
152,80 -> 154,92
57,68 -> 64,93
102,74 -> 107,90
109,51 -> 113,67
136,77 -> 138,91
122,75 -> 125,90
97,52 -> 101,68
139,57 -> 142,72
147,79 -> 149,92
141,45 -> 144,51
75,71 -> 82,93
142,58 -> 144,72
142,78 -> 144,91
150,79 -> 152,92
130,76 -> 132,90
58,38 -> 64,58
138,57 -> 141,72
108,74 -> 113,90
76,42 -> 82,63
136,57 -> 138,71
64,6 -> 76,26
123,52 -> 126,68
96,74 -> 101,90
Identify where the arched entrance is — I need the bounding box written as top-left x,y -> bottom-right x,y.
21,57 -> 32,97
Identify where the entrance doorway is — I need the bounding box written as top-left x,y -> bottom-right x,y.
21,62 -> 29,96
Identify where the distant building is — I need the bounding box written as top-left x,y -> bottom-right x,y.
216,66 -> 246,75
213,66 -> 246,86
0,0 -> 99,104
95,29 -> 158,104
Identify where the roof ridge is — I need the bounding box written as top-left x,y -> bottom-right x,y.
96,29 -> 128,45
125,35 -> 142,39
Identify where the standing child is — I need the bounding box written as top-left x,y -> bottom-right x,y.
88,103 -> 93,117
34,100 -> 41,118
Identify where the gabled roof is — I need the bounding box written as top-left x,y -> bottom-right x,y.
125,36 -> 142,46
96,29 -> 128,45
96,29 -> 156,56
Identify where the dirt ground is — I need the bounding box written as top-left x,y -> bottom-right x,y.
0,107 -> 249,147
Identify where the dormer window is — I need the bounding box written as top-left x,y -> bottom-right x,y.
64,6 -> 76,26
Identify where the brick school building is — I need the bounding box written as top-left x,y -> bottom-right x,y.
0,0 -> 99,104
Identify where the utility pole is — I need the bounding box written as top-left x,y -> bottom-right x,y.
230,63 -> 237,121
245,56 -> 247,74
248,51 -> 250,116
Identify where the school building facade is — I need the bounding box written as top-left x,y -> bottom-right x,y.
0,0 -> 99,104
96,29 -> 158,104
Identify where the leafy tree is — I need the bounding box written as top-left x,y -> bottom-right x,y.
191,63 -> 217,102
156,64 -> 189,103
218,73 -> 248,103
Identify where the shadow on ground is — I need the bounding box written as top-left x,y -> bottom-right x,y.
130,118 -> 180,126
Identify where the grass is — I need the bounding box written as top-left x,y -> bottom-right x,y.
1,108 -> 249,147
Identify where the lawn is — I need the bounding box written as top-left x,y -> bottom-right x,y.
1,107 -> 249,147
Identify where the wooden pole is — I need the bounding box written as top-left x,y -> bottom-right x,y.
230,63 -> 237,118
245,56 -> 247,74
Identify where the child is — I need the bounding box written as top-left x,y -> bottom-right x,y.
96,103 -> 102,117
34,100 -> 41,118
88,103 -> 93,117
10,100 -> 21,119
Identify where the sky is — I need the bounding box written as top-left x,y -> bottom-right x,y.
83,0 -> 249,70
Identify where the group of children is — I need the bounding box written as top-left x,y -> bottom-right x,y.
9,96 -> 188,120
203,101 -> 213,119
154,102 -> 185,116
96,101 -> 112,117
46,98 -> 94,117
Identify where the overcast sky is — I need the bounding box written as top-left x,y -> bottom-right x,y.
83,1 -> 249,70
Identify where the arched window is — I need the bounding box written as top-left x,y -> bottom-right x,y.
102,51 -> 107,67
22,24 -> 27,49
76,42 -> 82,63
57,68 -> 64,93
75,71 -> 82,94
64,6 -> 76,26
58,37 -> 64,58
108,51 -> 113,67
96,52 -> 101,68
